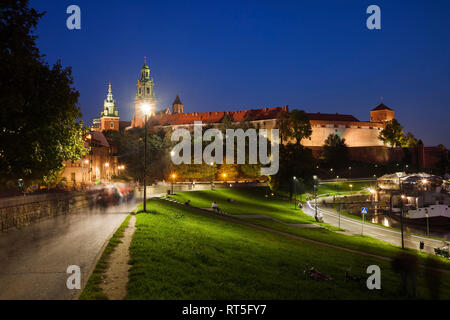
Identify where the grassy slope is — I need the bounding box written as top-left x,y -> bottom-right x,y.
79,215 -> 131,300
127,199 -> 450,299
168,187 -> 450,269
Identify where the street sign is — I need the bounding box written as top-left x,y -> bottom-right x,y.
361,207 -> 368,215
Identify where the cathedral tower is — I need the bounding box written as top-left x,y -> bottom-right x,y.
172,94 -> 184,114
133,57 -> 157,127
92,83 -> 120,131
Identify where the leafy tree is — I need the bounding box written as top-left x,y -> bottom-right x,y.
322,134 -> 349,169
279,110 -> 312,145
378,119 -> 405,147
402,132 -> 418,148
113,128 -> 168,183
268,144 -> 315,197
0,0 -> 86,184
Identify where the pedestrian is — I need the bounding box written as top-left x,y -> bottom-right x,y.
211,201 -> 220,213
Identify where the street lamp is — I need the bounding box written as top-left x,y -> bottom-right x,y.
348,166 -> 352,179
400,194 -> 405,249
171,173 -> 176,194
141,102 -> 153,212
313,175 -> 318,221
209,161 -> 214,190
293,176 -> 297,210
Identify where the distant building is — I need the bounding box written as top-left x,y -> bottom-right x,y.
124,59 -> 396,147
92,83 -> 120,132
59,131 -> 119,187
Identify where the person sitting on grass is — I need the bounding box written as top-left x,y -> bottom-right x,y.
211,201 -> 220,213
185,200 -> 191,206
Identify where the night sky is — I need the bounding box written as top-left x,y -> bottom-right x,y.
30,0 -> 449,147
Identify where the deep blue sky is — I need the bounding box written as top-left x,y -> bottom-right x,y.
30,0 -> 449,146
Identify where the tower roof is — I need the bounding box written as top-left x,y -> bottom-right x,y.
371,103 -> 393,111
142,56 -> 149,70
173,94 -> 182,105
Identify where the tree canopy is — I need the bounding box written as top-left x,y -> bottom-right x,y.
0,0 -> 86,184
279,110 -> 312,145
322,134 -> 349,169
378,119 -> 405,147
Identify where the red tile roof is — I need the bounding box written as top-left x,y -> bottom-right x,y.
305,112 -> 360,122
149,106 -> 289,126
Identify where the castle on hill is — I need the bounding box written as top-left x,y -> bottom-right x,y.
92,58 -> 395,147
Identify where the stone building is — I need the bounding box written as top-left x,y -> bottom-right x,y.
124,59 -> 394,147
59,131 -> 119,187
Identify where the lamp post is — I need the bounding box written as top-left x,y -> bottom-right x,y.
171,173 -> 176,194
400,194 -> 405,249
313,175 -> 318,221
293,176 -> 297,210
348,166 -> 352,179
141,103 -> 152,212
209,161 -> 214,190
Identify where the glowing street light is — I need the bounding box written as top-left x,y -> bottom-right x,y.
141,103 -> 152,116
171,173 -> 176,194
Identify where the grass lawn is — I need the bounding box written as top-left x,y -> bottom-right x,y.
126,199 -> 450,299
167,187 -> 450,270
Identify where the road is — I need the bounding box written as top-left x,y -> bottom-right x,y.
0,203 -> 135,300
304,196 -> 448,255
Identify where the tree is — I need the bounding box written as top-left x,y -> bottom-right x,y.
112,128 -> 168,183
0,0 -> 86,184
378,119 -> 405,147
268,144 -> 315,197
322,134 -> 349,169
279,110 -> 312,145
402,132 -> 418,148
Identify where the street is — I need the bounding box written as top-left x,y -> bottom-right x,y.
304,197 -> 448,255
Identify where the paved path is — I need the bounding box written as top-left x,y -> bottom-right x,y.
0,204 -> 133,300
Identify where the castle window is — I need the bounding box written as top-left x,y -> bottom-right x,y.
139,88 -> 141,94
147,88 -> 150,94
110,122 -> 114,129
321,125 -> 325,128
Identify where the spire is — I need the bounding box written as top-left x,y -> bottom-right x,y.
173,94 -> 182,105
142,56 -> 149,69
140,56 -> 150,81
172,94 -> 184,114
103,83 -> 118,117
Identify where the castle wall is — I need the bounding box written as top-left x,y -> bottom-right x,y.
301,122 -> 384,147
